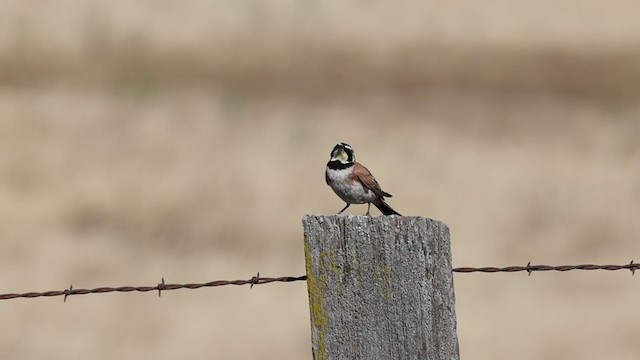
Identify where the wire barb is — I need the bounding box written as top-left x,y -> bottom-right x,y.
158,278 -> 165,298
250,272 -> 260,289
64,285 -> 73,303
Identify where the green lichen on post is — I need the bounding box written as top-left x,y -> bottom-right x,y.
304,235 -> 327,360
323,248 -> 346,298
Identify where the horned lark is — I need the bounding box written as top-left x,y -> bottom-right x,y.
325,142 -> 401,216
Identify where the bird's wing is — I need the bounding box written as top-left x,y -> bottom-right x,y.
351,162 -> 390,198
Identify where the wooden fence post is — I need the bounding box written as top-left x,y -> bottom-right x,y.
303,215 -> 459,360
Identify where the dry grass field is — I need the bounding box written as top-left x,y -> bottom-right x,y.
1,1 -> 640,359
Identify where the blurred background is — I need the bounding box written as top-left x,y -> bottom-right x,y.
1,0 -> 640,359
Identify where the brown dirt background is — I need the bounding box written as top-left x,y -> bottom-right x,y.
1,1 -> 640,359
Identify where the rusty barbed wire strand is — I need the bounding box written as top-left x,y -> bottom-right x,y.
0,261 -> 636,301
452,260 -> 637,275
0,273 -> 307,302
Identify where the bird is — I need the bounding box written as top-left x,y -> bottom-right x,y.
325,142 -> 401,216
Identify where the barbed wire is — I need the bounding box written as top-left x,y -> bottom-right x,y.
452,260 -> 637,275
0,273 -> 306,302
0,261 -> 635,302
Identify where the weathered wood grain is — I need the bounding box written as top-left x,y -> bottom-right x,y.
303,215 -> 459,360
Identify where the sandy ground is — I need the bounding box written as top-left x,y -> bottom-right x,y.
1,2 -> 640,359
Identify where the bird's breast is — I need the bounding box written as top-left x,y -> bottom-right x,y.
326,167 -> 376,204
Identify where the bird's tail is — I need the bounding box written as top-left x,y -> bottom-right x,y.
373,199 -> 401,216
